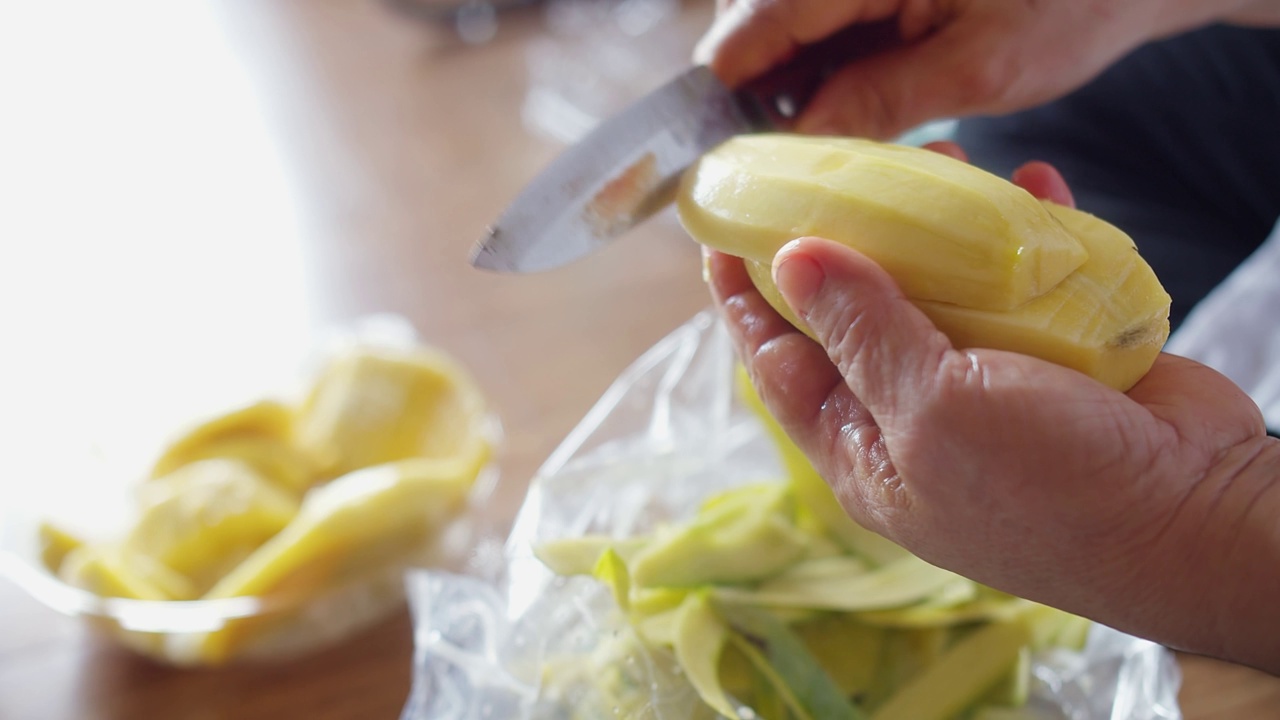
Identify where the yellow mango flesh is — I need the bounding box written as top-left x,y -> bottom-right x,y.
150,400 -> 296,478
918,203 -> 1170,391
59,544 -> 196,601
294,346 -> 491,480
678,134 -> 1088,311
149,399 -> 321,495
38,521 -> 85,575
192,445 -> 487,663
124,458 -> 300,597
743,201 -> 1171,391
202,446 -> 486,602
35,337 -> 494,665
679,133 -> 1170,392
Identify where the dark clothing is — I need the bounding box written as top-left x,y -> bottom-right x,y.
953,25 -> 1280,331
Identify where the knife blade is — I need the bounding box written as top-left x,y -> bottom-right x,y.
470,66 -> 771,273
471,22 -> 901,273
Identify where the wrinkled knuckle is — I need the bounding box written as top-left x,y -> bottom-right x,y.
843,462 -> 914,535
814,294 -> 874,378
833,429 -> 914,528
913,351 -> 976,425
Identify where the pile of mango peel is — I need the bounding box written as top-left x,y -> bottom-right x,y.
534,371 -> 1091,720
36,343 -> 493,665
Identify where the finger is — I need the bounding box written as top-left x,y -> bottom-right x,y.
771,237 -> 956,430
695,0 -> 901,87
1012,160 -> 1075,208
794,30 -> 1001,139
705,248 -> 845,427
922,140 -> 968,162
705,248 -> 902,528
1127,353 -> 1268,454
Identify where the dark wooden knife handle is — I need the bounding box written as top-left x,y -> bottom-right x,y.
735,19 -> 904,130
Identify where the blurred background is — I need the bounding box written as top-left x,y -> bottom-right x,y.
1,2 -> 1277,719
0,0 -> 707,526
0,1 -> 716,717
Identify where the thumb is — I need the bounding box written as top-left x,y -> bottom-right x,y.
795,32 -> 998,139
772,238 -> 955,427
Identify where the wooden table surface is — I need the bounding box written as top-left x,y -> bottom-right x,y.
0,1 -> 1276,718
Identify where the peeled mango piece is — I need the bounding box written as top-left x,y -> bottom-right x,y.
203,444 -> 487,601
38,521 -> 85,575
34,337 -> 494,666
678,134 -> 1088,311
162,435 -> 318,495
295,346 -> 491,480
124,458 -> 300,598
59,544 -> 196,601
149,399 -> 320,495
682,134 -> 1171,392
191,444 -> 487,663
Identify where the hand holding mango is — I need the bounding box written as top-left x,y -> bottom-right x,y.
535,375 -> 1093,720
685,135 -> 1280,677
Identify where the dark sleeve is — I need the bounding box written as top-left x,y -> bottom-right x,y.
952,25 -> 1280,331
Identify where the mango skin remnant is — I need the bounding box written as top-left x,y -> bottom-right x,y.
679,134 -> 1171,392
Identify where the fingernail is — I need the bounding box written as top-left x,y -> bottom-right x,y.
773,243 -> 825,316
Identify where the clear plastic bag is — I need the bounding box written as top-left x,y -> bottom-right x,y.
401,310 -> 1182,720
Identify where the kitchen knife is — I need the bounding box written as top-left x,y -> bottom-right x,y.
470,22 -> 900,273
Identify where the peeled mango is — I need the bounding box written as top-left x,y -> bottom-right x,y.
295,346 -> 491,480
678,134 -> 1171,392
125,458 -> 299,598
41,342 -> 493,665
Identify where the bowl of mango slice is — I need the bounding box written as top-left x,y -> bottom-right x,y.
0,336 -> 498,666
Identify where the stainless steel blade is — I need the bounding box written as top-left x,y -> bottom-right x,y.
471,66 -> 767,273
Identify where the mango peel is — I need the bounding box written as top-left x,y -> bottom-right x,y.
679,134 -> 1171,392
534,372 -> 1095,719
